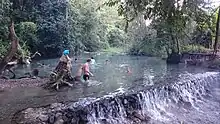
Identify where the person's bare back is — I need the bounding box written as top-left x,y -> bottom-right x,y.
74,64 -> 83,82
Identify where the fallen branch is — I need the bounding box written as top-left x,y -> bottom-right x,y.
31,51 -> 41,59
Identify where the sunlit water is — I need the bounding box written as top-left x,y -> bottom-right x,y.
0,53 -> 220,124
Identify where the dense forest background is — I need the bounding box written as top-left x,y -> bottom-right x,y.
0,0 -> 218,59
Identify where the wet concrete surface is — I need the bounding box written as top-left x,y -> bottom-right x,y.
0,78 -> 107,124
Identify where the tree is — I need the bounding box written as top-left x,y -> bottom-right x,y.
16,22 -> 39,53
105,0 -> 211,63
213,6 -> 220,55
107,27 -> 127,47
0,21 -> 19,74
37,0 -> 69,58
0,0 -> 21,73
68,0 -> 109,54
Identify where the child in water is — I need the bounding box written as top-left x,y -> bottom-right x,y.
82,59 -> 94,83
90,57 -> 96,64
105,60 -> 109,65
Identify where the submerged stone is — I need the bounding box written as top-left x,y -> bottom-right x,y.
48,114 -> 56,124
54,116 -> 64,124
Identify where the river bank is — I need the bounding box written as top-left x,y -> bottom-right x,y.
0,78 -> 48,90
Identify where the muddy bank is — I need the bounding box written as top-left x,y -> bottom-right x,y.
0,78 -> 48,90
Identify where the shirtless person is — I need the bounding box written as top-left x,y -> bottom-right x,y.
74,64 -> 83,83
82,59 -> 93,83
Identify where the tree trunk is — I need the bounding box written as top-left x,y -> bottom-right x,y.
176,37 -> 180,54
213,6 -> 220,55
0,20 -> 19,74
167,29 -> 181,64
125,19 -> 129,33
165,46 -> 170,56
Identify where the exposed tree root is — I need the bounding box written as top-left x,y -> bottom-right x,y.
47,70 -> 73,90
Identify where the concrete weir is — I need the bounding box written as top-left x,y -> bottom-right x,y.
12,72 -> 220,124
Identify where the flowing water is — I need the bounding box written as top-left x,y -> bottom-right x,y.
0,53 -> 220,124
82,72 -> 220,124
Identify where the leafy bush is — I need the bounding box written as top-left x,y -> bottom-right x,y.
181,45 -> 210,53
129,34 -> 167,57
0,0 -> 130,58
68,0 -> 109,54
0,40 -> 9,58
107,27 -> 128,47
16,22 -> 39,53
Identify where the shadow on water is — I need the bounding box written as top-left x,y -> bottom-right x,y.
0,53 -> 219,124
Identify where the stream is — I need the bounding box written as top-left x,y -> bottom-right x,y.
0,53 -> 220,124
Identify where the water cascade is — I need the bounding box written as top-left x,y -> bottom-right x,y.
13,72 -> 220,124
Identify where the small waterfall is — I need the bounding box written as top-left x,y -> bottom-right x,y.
14,72 -> 220,124
85,72 -> 219,124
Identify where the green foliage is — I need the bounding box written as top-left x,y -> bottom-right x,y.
16,42 -> 31,59
16,22 -> 39,52
0,0 -> 38,60
181,45 -> 210,53
129,34 -> 166,57
97,3 -> 125,29
0,0 -> 130,58
36,0 -> 69,57
67,0 -> 128,54
105,0 -> 215,57
0,0 -> 217,60
101,47 -> 125,54
107,27 -> 128,47
0,0 -> 10,43
0,40 -> 9,57
68,0 -> 109,54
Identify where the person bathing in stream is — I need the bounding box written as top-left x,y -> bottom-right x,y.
127,66 -> 132,74
74,64 -> 83,83
82,59 -> 94,83
90,57 -> 96,65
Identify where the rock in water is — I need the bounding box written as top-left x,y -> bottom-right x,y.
38,114 -> 49,122
54,117 -> 64,124
48,114 -> 56,124
166,52 -> 181,64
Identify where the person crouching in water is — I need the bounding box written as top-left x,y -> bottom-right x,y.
82,59 -> 93,83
